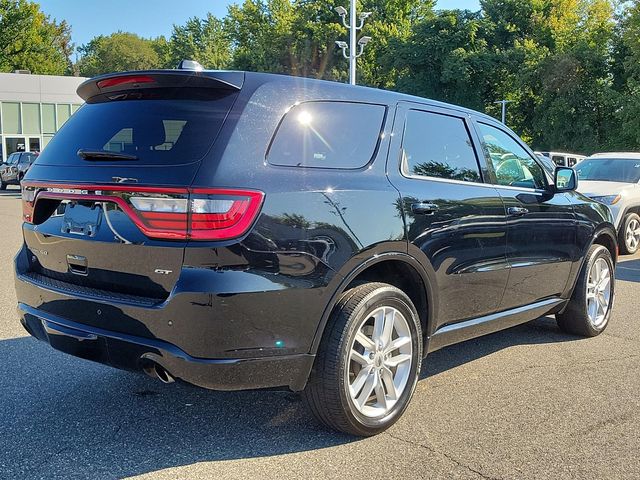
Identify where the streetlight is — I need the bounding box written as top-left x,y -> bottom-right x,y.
494,100 -> 513,125
334,2 -> 372,85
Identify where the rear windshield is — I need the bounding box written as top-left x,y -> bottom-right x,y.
36,92 -> 237,166
575,158 -> 640,183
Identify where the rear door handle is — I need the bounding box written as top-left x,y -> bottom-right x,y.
411,202 -> 439,215
507,206 -> 529,216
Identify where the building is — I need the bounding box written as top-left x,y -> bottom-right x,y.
0,72 -> 86,162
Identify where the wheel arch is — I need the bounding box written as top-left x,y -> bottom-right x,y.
311,252 -> 437,356
563,223 -> 618,308
593,224 -> 618,265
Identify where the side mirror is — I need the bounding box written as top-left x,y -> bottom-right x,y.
554,166 -> 577,192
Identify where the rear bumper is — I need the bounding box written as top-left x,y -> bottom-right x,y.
19,302 -> 314,391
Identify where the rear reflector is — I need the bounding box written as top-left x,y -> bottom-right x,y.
22,183 -> 264,241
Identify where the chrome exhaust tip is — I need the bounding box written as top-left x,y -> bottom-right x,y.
143,362 -> 175,384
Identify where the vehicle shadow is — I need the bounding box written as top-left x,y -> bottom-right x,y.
422,315 -> 574,378
1,316 -> 576,478
616,258 -> 640,283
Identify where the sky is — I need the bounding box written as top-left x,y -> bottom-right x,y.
37,0 -> 481,51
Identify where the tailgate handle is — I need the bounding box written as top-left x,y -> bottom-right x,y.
67,254 -> 88,276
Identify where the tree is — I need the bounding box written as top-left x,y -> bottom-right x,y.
168,14 -> 231,69
0,0 -> 72,74
225,0 -> 343,79
616,0 -> 640,148
76,32 -> 163,77
389,8 -> 491,111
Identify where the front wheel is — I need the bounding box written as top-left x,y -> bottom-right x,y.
619,213 -> 640,255
303,282 -> 423,436
557,244 -> 614,337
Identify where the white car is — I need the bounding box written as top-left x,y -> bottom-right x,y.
576,152 -> 640,254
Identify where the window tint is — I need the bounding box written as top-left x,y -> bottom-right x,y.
401,110 -> 480,182
8,153 -> 19,164
36,94 -> 237,167
268,101 -> 385,169
478,123 -> 545,189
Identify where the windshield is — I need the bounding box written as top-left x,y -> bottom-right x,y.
37,92 -> 237,167
575,158 -> 640,183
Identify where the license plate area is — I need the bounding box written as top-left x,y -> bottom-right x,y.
62,202 -> 102,237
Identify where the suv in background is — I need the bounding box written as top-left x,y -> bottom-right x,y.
536,151 -> 586,167
1,151 -> 38,190
15,68 -> 618,436
576,152 -> 640,254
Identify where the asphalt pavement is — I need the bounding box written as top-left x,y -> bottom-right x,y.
1,185 -> 639,479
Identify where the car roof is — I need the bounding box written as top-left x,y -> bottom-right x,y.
588,152 -> 640,159
79,68 -> 500,124
244,71 -> 503,121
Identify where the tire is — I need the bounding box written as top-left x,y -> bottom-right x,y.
619,213 -> 640,255
557,244 -> 614,337
303,282 -> 423,436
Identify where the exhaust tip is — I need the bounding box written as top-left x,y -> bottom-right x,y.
143,362 -> 175,384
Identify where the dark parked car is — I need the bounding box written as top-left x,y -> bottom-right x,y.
1,151 -> 37,189
15,67 -> 618,436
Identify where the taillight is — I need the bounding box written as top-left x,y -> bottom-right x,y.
22,183 -> 264,241
21,185 -> 37,223
189,189 -> 264,240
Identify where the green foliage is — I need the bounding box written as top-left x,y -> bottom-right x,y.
617,0 -> 640,147
0,0 -> 72,74
168,14 -> 231,69
76,32 -> 163,77
5,0 -> 637,151
225,0 -> 344,79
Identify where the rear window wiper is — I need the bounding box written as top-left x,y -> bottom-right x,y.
77,149 -> 138,161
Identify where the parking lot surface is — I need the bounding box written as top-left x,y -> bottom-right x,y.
1,186 -> 639,479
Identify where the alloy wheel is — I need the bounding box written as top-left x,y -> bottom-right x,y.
625,218 -> 640,251
346,306 -> 413,418
586,257 -> 612,329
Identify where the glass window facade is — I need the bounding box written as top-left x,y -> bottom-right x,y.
22,103 -> 41,134
2,103 -> 21,135
1,101 -> 82,161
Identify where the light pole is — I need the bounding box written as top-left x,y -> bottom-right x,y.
335,3 -> 372,85
494,100 -> 513,125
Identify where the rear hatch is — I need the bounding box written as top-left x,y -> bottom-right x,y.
20,70 -> 257,304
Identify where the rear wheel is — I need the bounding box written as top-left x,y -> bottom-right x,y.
557,244 -> 614,337
619,213 -> 640,255
303,282 -> 422,436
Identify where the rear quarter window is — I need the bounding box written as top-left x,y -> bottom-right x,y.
267,101 -> 386,169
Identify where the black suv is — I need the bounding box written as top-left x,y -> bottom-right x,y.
15,68 -> 617,436
1,151 -> 37,189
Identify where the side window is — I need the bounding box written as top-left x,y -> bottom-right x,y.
401,110 -> 481,182
267,101 -> 386,169
477,123 -> 546,189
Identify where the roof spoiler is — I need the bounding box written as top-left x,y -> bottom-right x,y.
77,70 -> 245,101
